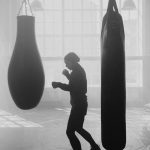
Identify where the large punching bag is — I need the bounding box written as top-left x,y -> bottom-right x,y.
101,0 -> 126,149
8,0 -> 45,110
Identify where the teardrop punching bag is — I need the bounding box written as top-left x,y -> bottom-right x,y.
8,1 -> 45,110
101,0 -> 126,149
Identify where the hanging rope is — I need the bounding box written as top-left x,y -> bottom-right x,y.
17,0 -> 34,16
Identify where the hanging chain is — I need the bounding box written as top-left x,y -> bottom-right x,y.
25,0 -> 27,15
17,0 -> 34,16
27,0 -> 34,16
17,0 -> 26,16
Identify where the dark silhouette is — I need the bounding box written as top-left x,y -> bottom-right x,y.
101,0 -> 126,149
52,52 -> 100,150
8,16 -> 45,110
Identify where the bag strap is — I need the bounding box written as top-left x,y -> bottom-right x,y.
107,0 -> 118,13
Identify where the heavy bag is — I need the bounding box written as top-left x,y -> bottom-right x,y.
8,16 -> 45,110
101,0 -> 126,149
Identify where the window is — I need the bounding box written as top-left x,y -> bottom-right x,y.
31,0 -> 142,87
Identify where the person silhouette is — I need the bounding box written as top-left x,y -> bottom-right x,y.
52,52 -> 101,150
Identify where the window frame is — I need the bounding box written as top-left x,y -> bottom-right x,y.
29,0 -> 143,87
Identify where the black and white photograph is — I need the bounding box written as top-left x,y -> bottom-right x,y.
0,0 -> 149,150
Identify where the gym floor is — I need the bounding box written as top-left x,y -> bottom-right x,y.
0,103 -> 150,150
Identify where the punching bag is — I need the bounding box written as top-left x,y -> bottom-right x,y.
101,0 -> 126,149
8,3 -> 45,110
